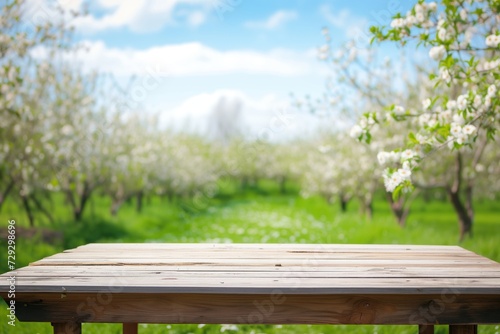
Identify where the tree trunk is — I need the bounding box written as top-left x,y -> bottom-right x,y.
279,176 -> 286,194
136,191 -> 143,213
73,182 -> 92,222
30,194 -> 55,224
110,198 -> 124,216
340,195 -> 348,212
364,199 -> 373,220
21,195 -> 35,227
448,188 -> 473,242
0,179 -> 15,211
448,152 -> 473,242
465,183 -> 474,228
386,193 -> 409,227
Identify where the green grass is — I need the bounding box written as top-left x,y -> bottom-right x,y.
0,181 -> 499,333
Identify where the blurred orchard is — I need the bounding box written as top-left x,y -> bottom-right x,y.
1,0 -> 499,242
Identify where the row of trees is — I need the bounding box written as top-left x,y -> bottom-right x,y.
1,0 -> 499,242
3,87 -> 500,233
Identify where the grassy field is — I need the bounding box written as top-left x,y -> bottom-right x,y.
0,180 -> 499,333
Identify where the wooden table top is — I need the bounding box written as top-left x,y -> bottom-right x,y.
2,243 -> 500,328
2,243 -> 500,295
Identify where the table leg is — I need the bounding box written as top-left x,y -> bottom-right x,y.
449,325 -> 477,334
123,322 -> 138,334
52,322 -> 81,334
419,324 -> 434,333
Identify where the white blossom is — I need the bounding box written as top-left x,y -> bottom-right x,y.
457,95 -> 468,110
452,113 -> 465,125
429,45 -> 446,61
349,125 -> 363,139
487,84 -> 497,97
394,105 -> 405,115
402,160 -> 411,170
446,100 -> 457,110
485,34 -> 500,48
401,149 -> 416,160
473,94 -> 482,108
450,125 -> 462,137
391,18 -> 405,28
438,28 -> 449,40
463,124 -> 476,135
455,133 -> 467,144
422,98 -> 431,110
439,67 -> 451,83
377,152 -> 388,165
398,168 -> 411,180
384,170 -> 403,192
460,9 -> 467,21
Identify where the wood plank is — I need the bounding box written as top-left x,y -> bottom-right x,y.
59,245 -> 475,253
12,264 -> 500,272
71,243 -> 466,250
5,276 -> 500,294
9,266 -> 500,279
39,251 -> 485,260
27,258 -> 495,267
14,293 -> 500,325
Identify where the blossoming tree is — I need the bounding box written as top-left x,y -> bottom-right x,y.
317,32 -> 433,226
354,0 -> 500,240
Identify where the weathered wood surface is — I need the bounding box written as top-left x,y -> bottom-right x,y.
1,243 -> 500,326
9,292 -> 500,324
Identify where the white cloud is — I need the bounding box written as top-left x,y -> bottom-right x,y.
186,11 -> 207,27
245,10 -> 298,30
320,4 -> 370,44
62,0 -> 216,33
57,40 -> 317,78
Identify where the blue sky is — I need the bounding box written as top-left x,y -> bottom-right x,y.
42,0 -> 416,139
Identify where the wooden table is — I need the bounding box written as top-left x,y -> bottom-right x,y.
1,243 -> 500,334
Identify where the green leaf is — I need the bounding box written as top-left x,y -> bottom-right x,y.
365,132 -> 372,144
392,185 -> 402,201
408,132 -> 419,145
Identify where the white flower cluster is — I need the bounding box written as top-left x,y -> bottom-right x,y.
437,18 -> 452,41
486,34 -> 500,48
391,2 -> 437,29
394,105 -> 406,116
439,67 -> 451,83
429,45 -> 446,61
448,123 -> 476,148
377,151 -> 400,165
349,113 -> 376,140
380,150 -> 418,192
476,58 -> 500,71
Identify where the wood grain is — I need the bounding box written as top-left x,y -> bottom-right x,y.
10,292 -> 500,325
52,322 -> 81,334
